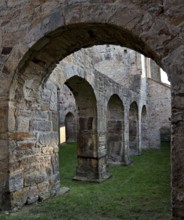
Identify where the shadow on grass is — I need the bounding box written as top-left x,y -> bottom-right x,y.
0,142 -> 171,220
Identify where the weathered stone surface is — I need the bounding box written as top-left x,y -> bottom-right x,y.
0,140 -> 8,160
9,132 -> 32,140
4,43 -> 172,211
65,112 -> 77,143
0,1 -> 183,218
30,120 -> 51,132
24,171 -> 47,187
11,188 -> 29,208
0,108 -> 8,133
147,79 -> 171,147
37,181 -> 50,201
26,186 -> 39,205
160,126 -> 171,142
17,116 -> 30,132
9,170 -> 23,192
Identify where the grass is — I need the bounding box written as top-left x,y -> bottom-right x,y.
0,142 -> 171,220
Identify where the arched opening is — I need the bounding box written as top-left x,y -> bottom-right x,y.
2,18 -> 174,216
0,0 -> 183,216
141,105 -> 148,149
65,112 -> 77,143
129,101 -> 139,155
65,76 -> 110,182
107,94 -> 124,165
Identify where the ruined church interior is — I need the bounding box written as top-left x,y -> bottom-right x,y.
0,1 -> 183,219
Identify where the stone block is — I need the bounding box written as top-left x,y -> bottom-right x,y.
37,181 -> 50,201
0,159 -> 8,173
23,162 -> 40,174
0,108 -> 8,133
41,146 -> 53,154
9,170 -> 23,192
41,88 -> 52,102
17,140 -> 35,150
24,171 -> 47,187
0,140 -> 8,160
9,132 -> 32,140
30,120 -> 51,132
17,117 -> 30,132
0,173 -> 8,188
11,187 -> 29,208
7,0 -> 26,7
52,112 -> 58,132
37,132 -> 58,148
26,186 -> 39,205
8,106 -> 16,132
49,173 -> 60,186
34,110 -> 49,119
51,154 -> 59,174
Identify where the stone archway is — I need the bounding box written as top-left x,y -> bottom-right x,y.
65,112 -> 77,143
107,94 -> 124,165
65,75 -> 111,183
129,101 -> 139,155
0,1 -> 183,218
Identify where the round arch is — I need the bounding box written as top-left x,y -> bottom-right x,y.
65,75 -> 111,182
107,94 -> 124,165
129,101 -> 139,155
0,2 -> 183,217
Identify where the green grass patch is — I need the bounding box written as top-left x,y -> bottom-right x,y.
0,142 -> 171,220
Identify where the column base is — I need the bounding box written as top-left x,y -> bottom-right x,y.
57,187 -> 70,196
129,150 -> 142,156
107,159 -> 132,166
73,172 -> 112,183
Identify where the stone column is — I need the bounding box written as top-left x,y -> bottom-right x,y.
96,101 -> 112,181
73,116 -> 111,182
165,46 -> 184,220
97,131 -> 112,180
6,76 -> 61,210
171,83 -> 184,219
138,106 -> 142,155
124,104 -> 131,165
66,76 -> 111,183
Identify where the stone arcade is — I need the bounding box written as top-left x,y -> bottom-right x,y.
0,1 -> 183,219
48,45 -> 170,161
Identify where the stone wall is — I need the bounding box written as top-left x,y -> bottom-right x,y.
7,44 -> 149,209
8,75 -> 61,209
147,78 -> 171,147
49,45 -> 146,131
0,1 -> 183,218
49,45 -> 170,150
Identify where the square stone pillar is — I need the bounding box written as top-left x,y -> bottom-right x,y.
138,107 -> 142,155
73,128 -> 111,182
124,105 -> 131,165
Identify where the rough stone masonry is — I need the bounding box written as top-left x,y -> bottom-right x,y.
0,1 -> 183,219
49,45 -> 171,152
